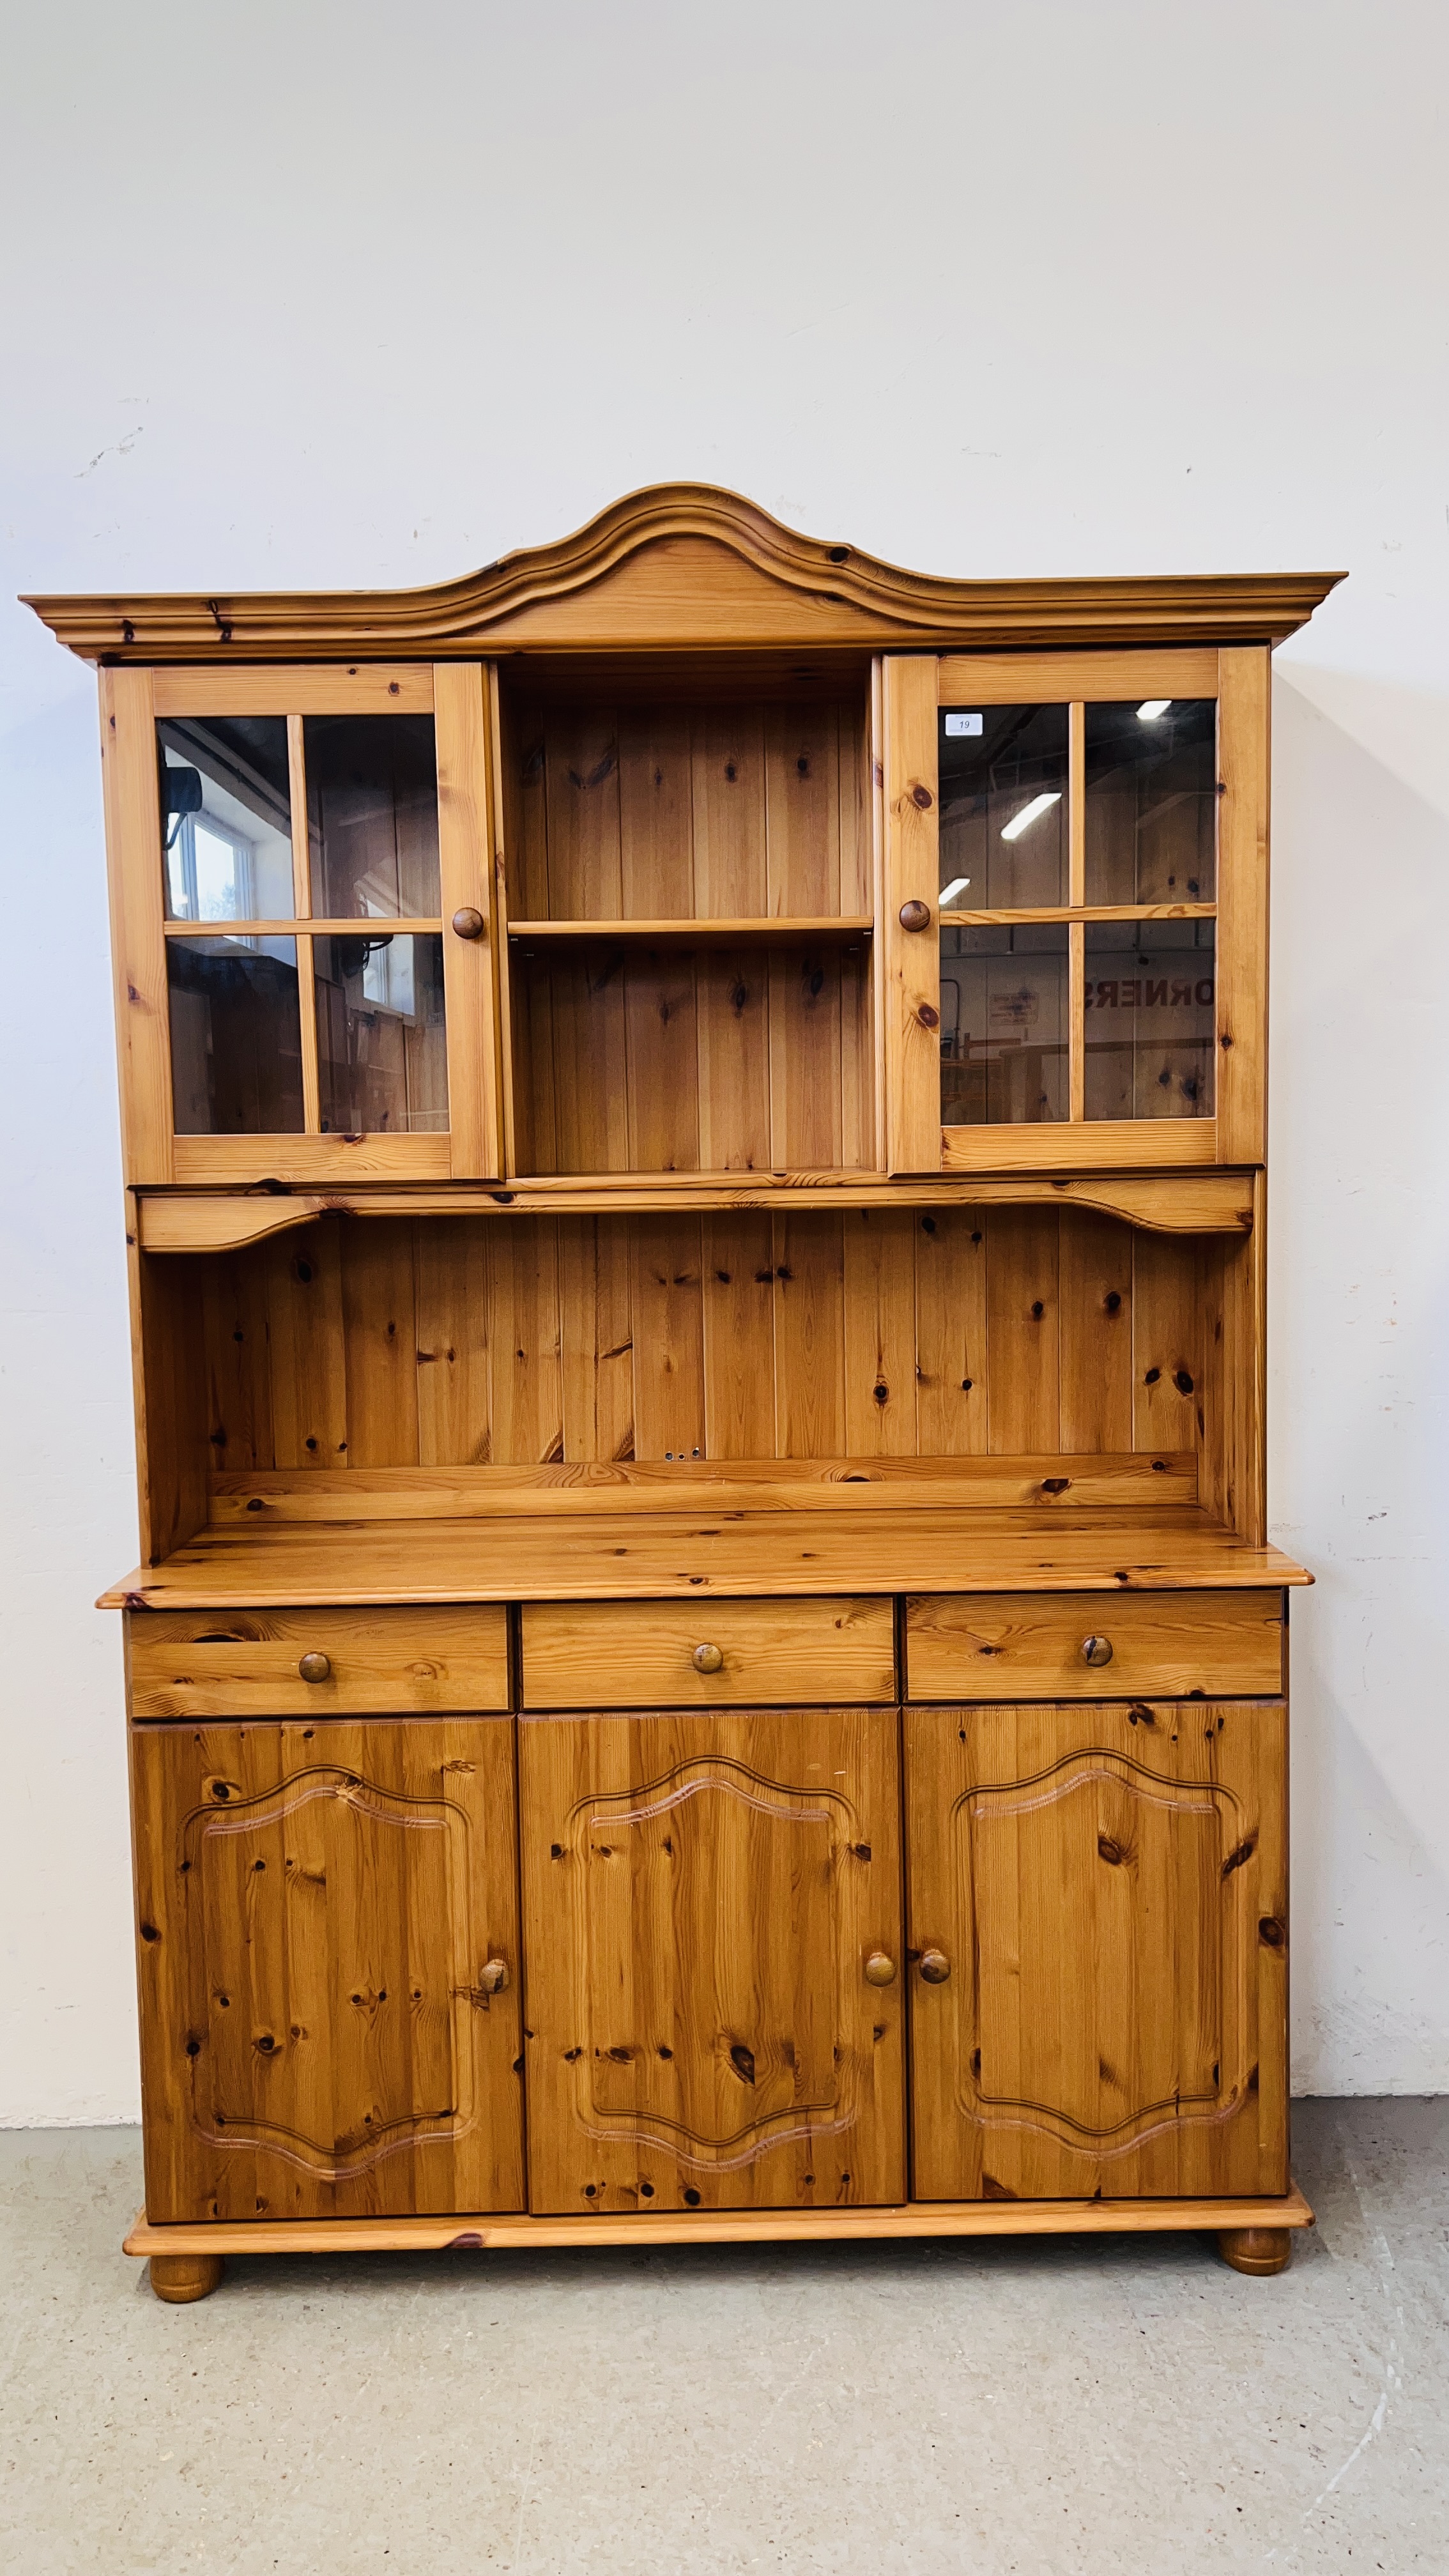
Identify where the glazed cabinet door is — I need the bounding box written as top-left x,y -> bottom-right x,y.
100,663 -> 500,1186
519,1708 -> 905,2214
905,1701 -> 1287,2200
881,648 -> 1268,1173
132,1718 -> 524,2222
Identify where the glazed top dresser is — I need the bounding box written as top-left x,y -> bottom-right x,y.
25,488 -> 1340,2299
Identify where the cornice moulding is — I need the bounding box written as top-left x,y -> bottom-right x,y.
22,482 -> 1346,664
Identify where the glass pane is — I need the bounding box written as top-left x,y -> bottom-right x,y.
1084,921 -> 1215,1119
305,716 -> 440,919
166,934 -> 303,1133
938,704 -> 1068,909
1084,699 -> 1217,903
940,922 -> 1068,1124
157,717 -> 294,922
314,931 -> 448,1133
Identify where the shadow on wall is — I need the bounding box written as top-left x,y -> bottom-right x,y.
1270,673 -> 1449,2094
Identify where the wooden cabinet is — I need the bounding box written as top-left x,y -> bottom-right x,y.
904,1700 -> 1288,2200
131,1718 -> 525,2221
33,484 -> 1336,2289
519,1708 -> 905,2212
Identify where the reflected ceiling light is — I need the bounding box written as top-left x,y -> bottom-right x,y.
1000,792 -> 1061,842
938,877 -> 970,904
1138,700 -> 1171,721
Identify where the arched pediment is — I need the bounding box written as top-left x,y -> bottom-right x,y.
24,480 -> 1343,664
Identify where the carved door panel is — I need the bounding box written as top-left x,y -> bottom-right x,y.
905,1701 -> 1287,2200
132,1718 -> 524,2221
519,1708 -> 905,2214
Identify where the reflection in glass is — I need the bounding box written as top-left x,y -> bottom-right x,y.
167,935 -> 303,1133
1085,700 -> 1217,904
938,705 -> 1068,909
305,716 -> 441,920
158,717 -> 294,922
314,931 -> 448,1133
940,923 -> 1068,1124
1084,921 -> 1215,1119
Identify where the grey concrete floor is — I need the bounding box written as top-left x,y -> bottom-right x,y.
1,2102 -> 1445,2574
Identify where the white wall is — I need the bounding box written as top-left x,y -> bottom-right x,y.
2,0 -> 1446,2119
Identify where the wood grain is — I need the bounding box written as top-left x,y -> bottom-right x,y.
905,1699 -> 1288,2198
904,1589 -> 1284,1701
131,1717 -> 525,2222
519,1705 -> 904,2211
101,1511 -> 1312,1611
127,1604 -> 510,1717
520,1596 -> 895,1708
125,2179 -> 1315,2258
881,657 -> 942,1172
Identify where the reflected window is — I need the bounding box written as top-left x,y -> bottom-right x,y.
1085,699 -> 1217,904
314,931 -> 448,1133
158,717 -> 294,923
939,705 -> 1068,909
305,716 -> 440,919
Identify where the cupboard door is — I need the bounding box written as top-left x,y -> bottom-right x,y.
101,663 -> 501,1186
905,1701 -> 1287,2200
519,1708 -> 904,2213
132,1717 -> 524,2221
882,648 -> 1266,1176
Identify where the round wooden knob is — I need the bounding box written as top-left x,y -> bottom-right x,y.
1080,1634 -> 1114,1667
691,1642 -> 724,1675
297,1652 -> 332,1684
479,1958 -> 509,1995
919,1948 -> 951,1984
451,906 -> 486,940
863,1951 -> 897,1986
898,899 -> 931,933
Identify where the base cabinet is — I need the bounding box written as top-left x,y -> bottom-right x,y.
131,1718 -> 525,2222
128,1691 -> 1291,2230
904,1701 -> 1288,2201
518,1708 -> 905,2214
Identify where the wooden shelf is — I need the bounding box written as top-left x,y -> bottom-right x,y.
102,1508 -> 1311,1611
507,916 -> 873,942
134,1169 -> 1257,1253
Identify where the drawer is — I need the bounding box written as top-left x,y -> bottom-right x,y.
126,1606 -> 510,1719
520,1597 -> 896,1709
905,1590 -> 1284,1701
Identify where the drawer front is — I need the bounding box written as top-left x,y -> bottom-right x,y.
127,1606 -> 510,1719
521,1597 -> 896,1709
905,1590 -> 1284,1701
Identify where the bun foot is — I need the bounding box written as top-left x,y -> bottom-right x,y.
150,2253 -> 224,2304
1218,2226 -> 1291,2276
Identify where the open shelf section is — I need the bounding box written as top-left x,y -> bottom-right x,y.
508,916 -> 873,942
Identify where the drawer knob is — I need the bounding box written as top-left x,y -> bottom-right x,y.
479,1958 -> 509,1995
919,1948 -> 952,1984
1080,1634 -> 1114,1668
898,898 -> 931,933
691,1643 -> 724,1675
863,1951 -> 897,1986
451,906 -> 486,940
297,1651 -> 332,1684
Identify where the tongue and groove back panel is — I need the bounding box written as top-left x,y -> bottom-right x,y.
184,1206 -> 1224,1487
